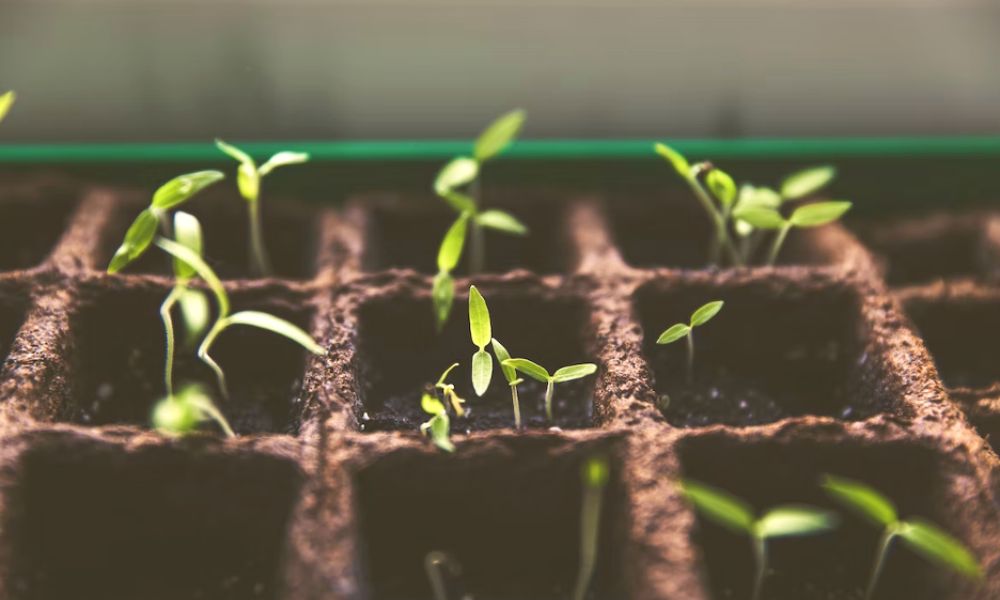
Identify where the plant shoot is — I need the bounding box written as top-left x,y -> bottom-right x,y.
656,300 -> 723,383
735,200 -> 852,266
424,551 -> 470,600
216,139 -> 310,277
420,364 -> 464,453
491,337 -> 524,429
501,358 -> 597,421
573,454 -> 610,600
681,479 -> 838,600
823,475 -> 980,599
152,383 -> 235,438
468,285 -> 494,396
0,91 -> 14,125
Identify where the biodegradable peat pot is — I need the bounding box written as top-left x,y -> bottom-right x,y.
0,176 -> 995,600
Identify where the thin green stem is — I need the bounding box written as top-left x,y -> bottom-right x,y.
511,383 -> 522,429
687,173 -> 741,267
573,475 -> 605,600
248,198 -> 272,277
767,223 -> 792,266
685,331 -> 695,384
198,321 -> 229,399
191,394 -> 236,438
469,177 -> 485,274
752,535 -> 767,600
159,286 -> 184,397
545,379 -> 555,421
866,528 -> 897,600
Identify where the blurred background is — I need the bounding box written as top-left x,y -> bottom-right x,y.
2,0 -> 1000,143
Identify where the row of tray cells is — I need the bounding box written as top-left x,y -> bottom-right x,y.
0,432 -> 979,600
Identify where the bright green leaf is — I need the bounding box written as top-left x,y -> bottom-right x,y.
707,169 -> 737,207
690,301 -> 724,327
236,162 -> 260,202
680,480 -> 755,534
822,475 -> 897,527
468,285 -> 491,349
437,214 -> 469,273
215,138 -> 254,166
421,392 -> 446,416
172,211 -> 203,280
654,143 -> 690,177
434,157 -> 479,195
733,206 -> 786,230
155,238 -> 229,317
108,208 -> 159,273
222,310 -> 326,355
491,338 -> 517,384
898,520 -> 981,579
436,362 -> 460,387
781,165 -> 836,200
737,185 -> 783,210
442,190 -> 477,214
789,201 -> 852,228
474,108 -> 526,162
656,323 -> 690,345
259,151 -> 309,176
152,395 -> 201,436
432,271 -> 454,331
0,91 -> 15,124
502,358 -> 550,383
757,505 -> 839,539
472,349 -> 493,396
428,414 -> 454,452
151,170 -> 226,210
475,210 -> 528,235
177,288 -> 210,342
552,363 -> 598,383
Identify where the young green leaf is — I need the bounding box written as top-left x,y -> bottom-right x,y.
108,208 -> 160,273
421,392 -> 447,416
733,205 -> 786,230
656,323 -> 690,345
177,288 -> 210,342
434,157 -> 479,195
151,170 -> 226,210
215,138 -> 254,166
680,480 -> 755,534
468,285 -> 491,349
432,271 -> 454,331
552,363 -> 598,383
436,362 -> 461,387
897,520 -> 981,579
441,190 -> 477,214
0,91 -> 15,124
690,300 -> 724,327
502,358 -> 550,383
707,169 -> 737,207
172,211 -> 203,280
437,214 -> 469,273
155,238 -> 229,316
738,185 -> 782,210
757,506 -> 839,538
491,338 -> 517,384
428,415 -> 454,452
789,201 -> 852,227
781,165 -> 836,200
472,349 -> 493,396
822,475 -> 897,527
654,142 -> 690,177
153,384 -> 234,438
474,108 -> 526,162
222,311 -> 326,355
259,151 -> 309,176
475,210 -> 528,235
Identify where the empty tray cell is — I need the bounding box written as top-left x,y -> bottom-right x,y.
359,195 -> 571,275
3,439 -> 302,600
607,197 -> 840,270
99,192 -> 319,280
635,277 -> 895,427
355,440 -> 627,599
355,286 -> 596,432
852,211 -> 998,286
0,190 -> 76,271
678,434 -> 980,600
63,282 -> 317,435
902,293 -> 1000,391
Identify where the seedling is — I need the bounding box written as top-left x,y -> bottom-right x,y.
421,395 -> 455,453
432,110 -> 528,329
424,551 -> 470,600
573,454 -> 610,600
656,300 -> 723,384
734,199 -> 852,266
468,285 -> 494,396
681,479 -> 838,600
152,383 -> 235,438
501,358 -> 597,422
216,139 -> 310,276
0,91 -> 14,126
491,337 -> 524,429
822,474 -> 981,599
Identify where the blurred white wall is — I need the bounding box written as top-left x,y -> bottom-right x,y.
1,0 -> 999,141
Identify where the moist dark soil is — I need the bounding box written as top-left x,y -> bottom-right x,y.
0,192 -> 77,271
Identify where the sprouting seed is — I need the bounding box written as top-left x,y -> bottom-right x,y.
822,475 -> 981,599
152,383 -> 234,438
681,479 -> 838,600
432,110 -> 528,329
420,363 -> 466,453
491,337 -> 523,429
501,358 -> 597,422
656,300 -> 723,384
734,200 -> 852,266
468,285 -> 494,396
0,91 -> 15,125
216,139 -> 309,277
573,454 -> 610,600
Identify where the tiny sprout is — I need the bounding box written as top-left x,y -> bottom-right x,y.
468,285 -> 494,397
573,454 -> 610,600
780,165 -> 837,201
421,394 -> 454,453
681,479 -> 838,600
491,337 -> 523,429
152,383 -> 235,438
425,551 -> 470,600
0,90 -> 15,125
734,200 -> 852,266
501,358 -> 597,422
432,110 -> 528,329
822,475 -> 981,599
656,300 -> 723,384
216,139 -> 310,277
435,362 -> 466,417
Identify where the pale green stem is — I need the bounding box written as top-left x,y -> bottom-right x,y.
752,535 -> 767,600
687,174 -> 741,267
573,471 -> 606,600
767,223 -> 793,266
545,379 -> 555,421
866,528 -> 897,600
194,395 -> 236,438
159,286 -> 184,397
685,331 -> 695,384
469,176 -> 485,274
198,320 -> 230,399
511,383 -> 522,429
248,197 -> 272,277
425,551 -> 456,600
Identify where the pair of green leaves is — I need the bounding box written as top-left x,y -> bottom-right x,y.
469,286 -> 493,396
215,139 -> 309,203
420,363 -> 463,452
734,200 -> 853,232
0,91 -> 14,126
657,300 -> 724,345
108,170 -> 226,273
152,383 -> 235,438
501,357 -> 597,421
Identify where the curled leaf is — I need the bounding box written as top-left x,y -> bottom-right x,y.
654,143 -> 690,177
706,169 -> 737,207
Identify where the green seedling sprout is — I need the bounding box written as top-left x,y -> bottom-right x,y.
216,139 -> 310,277
656,300 -> 723,384
468,285 -> 494,397
420,380 -> 457,453
573,454 -> 610,600
822,475 -> 981,599
681,479 -> 838,600
425,551 -> 470,600
155,238 -> 326,399
490,337 -> 524,429
0,91 -> 15,125
501,358 -> 597,422
432,110 -> 528,329
107,170 -> 226,273
152,383 -> 235,438
734,199 -> 852,266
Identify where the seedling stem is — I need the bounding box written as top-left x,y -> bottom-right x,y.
491,338 -> 522,428
573,455 -> 610,600
656,300 -> 724,384
501,358 -> 598,422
